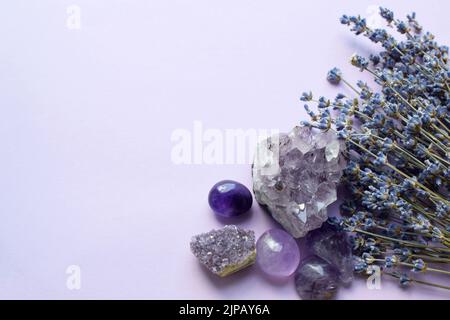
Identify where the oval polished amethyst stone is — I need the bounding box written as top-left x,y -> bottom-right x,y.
208,180 -> 253,218
256,229 -> 300,278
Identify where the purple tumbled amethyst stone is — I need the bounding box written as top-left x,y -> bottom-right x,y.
208,180 -> 253,218
256,229 -> 300,278
295,255 -> 339,300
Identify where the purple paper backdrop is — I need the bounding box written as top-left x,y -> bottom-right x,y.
0,0 -> 449,299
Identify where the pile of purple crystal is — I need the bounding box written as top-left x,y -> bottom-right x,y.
295,220 -> 353,300
191,126 -> 352,299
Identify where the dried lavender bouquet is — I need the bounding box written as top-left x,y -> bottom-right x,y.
301,7 -> 450,291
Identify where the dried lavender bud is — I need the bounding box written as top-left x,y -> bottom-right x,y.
302,7 -> 450,291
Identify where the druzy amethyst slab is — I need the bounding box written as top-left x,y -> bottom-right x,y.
295,255 -> 339,300
306,220 -> 353,284
252,126 -> 346,238
256,229 -> 300,278
208,180 -> 253,218
190,225 -> 256,277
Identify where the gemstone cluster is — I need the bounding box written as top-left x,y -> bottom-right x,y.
252,126 -> 346,238
190,225 -> 256,277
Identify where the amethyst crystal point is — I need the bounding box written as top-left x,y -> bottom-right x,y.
252,126 -> 346,238
208,180 -> 253,218
256,229 -> 300,278
295,255 -> 339,300
190,225 -> 256,277
306,220 -> 354,284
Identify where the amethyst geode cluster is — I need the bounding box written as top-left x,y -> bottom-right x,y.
190,225 -> 256,277
252,126 -> 346,238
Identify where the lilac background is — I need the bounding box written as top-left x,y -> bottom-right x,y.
0,0 -> 449,299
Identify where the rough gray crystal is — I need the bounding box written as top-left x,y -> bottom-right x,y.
252,126 -> 346,238
190,225 -> 256,277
